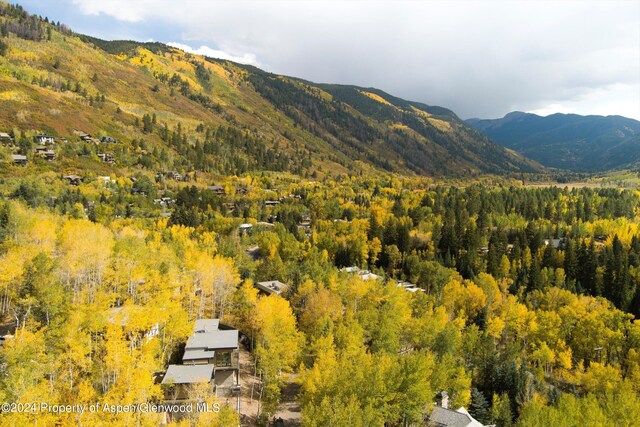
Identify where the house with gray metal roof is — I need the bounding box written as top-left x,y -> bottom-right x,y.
180,319 -> 240,398
161,365 -> 214,401
162,364 -> 214,385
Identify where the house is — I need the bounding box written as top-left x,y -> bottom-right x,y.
340,266 -> 382,281
74,130 -> 93,142
235,187 -> 248,195
97,153 -> 115,164
98,176 -> 114,185
0,132 -> 13,144
35,148 -> 55,161
100,136 -> 117,143
181,319 -> 240,397
397,281 -> 425,293
246,246 -> 261,260
11,154 -> 27,165
161,364 -> 215,400
167,171 -> 182,181
360,271 -> 381,281
255,280 -> 288,296
256,221 -> 275,228
62,175 -> 82,186
208,185 -> 226,195
428,391 -> 490,427
543,238 -> 565,249
239,223 -> 253,234
34,134 -> 54,144
265,200 -> 280,206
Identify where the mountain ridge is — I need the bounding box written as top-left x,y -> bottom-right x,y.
467,111 -> 640,171
0,3 -> 540,178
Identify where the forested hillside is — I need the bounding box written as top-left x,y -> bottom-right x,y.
467,112 -> 640,171
0,3 -> 539,178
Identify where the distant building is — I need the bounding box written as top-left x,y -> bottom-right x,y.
62,175 -> 82,185
397,281 -> 425,293
255,280 -> 288,296
100,136 -> 117,143
360,271 -> 381,281
543,238 -> 566,249
169,171 -> 182,180
208,185 -> 226,195
239,223 -> 253,234
34,134 -> 54,144
340,266 -> 382,281
0,132 -> 13,144
35,148 -> 55,161
11,154 -> 27,166
97,153 -> 115,164
74,130 -> 93,142
98,176 -> 114,185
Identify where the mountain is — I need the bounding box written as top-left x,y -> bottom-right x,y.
466,112 -> 640,171
0,3 -> 539,178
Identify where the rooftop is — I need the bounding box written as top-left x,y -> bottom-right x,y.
194,319 -> 220,334
185,329 -> 238,351
255,280 -> 288,295
183,348 -> 215,361
161,364 -> 213,385
429,406 -> 485,427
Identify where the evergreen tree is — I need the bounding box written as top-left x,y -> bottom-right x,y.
469,388 -> 491,424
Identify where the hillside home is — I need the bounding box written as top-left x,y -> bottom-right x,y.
100,136 -> 117,143
11,154 -> 27,166
397,281 -> 425,293
97,153 -> 115,164
255,280 -> 288,296
166,171 -> 182,181
0,132 -> 13,144
62,175 -> 82,186
340,266 -> 382,281
208,185 -> 226,195
543,238 -> 566,249
239,223 -> 253,234
181,319 -> 240,397
161,364 -> 215,400
34,134 -> 54,144
35,148 -> 55,161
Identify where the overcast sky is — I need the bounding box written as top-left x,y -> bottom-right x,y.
16,0 -> 640,120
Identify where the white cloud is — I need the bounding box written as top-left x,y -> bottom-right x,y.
71,0 -> 158,22
166,42 -> 258,65
527,83 -> 640,119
